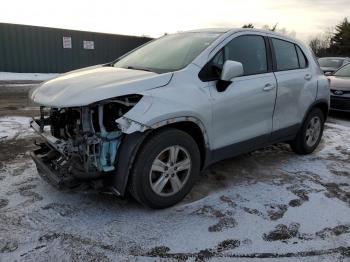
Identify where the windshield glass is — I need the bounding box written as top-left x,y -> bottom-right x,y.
318,58 -> 344,68
334,63 -> 350,77
114,32 -> 220,73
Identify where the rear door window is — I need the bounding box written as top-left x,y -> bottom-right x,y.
272,38 -> 299,71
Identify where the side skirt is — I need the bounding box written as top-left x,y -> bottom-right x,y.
204,124 -> 300,168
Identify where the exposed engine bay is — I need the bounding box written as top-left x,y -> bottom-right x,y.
30,95 -> 142,185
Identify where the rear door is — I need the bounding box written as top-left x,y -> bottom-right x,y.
270,37 -> 317,137
206,33 -> 277,150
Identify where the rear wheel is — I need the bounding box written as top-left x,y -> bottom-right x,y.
128,128 -> 200,208
290,108 -> 325,154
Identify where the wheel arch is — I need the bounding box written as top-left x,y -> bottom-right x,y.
111,117 -> 210,196
303,99 -> 329,124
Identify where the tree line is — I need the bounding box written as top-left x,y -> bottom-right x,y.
242,23 -> 296,38
309,18 -> 350,57
242,18 -> 350,58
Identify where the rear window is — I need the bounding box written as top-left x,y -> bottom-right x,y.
272,38 -> 299,71
334,63 -> 350,77
318,58 -> 344,68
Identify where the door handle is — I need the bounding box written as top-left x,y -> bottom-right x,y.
263,83 -> 275,91
304,74 -> 312,80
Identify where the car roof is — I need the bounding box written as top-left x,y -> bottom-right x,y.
181,28 -> 299,42
182,28 -> 232,33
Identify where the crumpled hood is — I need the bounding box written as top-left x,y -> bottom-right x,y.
30,65 -> 173,107
329,76 -> 350,91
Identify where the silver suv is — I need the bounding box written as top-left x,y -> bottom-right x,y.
30,29 -> 330,208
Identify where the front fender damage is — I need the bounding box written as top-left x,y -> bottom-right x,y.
115,117 -> 151,134
30,95 -> 146,192
30,95 -> 209,196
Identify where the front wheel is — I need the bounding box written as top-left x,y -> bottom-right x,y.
290,108 -> 325,154
128,128 -> 201,208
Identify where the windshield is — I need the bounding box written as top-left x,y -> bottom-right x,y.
318,58 -> 344,68
334,63 -> 350,77
114,32 -> 220,73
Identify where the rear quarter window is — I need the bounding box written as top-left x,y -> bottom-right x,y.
296,45 -> 308,68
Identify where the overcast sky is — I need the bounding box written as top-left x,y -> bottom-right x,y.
1,0 -> 350,43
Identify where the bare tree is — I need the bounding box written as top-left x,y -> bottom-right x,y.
262,23 -> 296,38
309,32 -> 332,56
242,23 -> 254,28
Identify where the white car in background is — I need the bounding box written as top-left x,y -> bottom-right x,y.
318,57 -> 350,74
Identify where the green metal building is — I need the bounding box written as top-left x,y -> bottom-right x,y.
0,23 -> 152,73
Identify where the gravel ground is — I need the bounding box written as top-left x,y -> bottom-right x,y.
0,84 -> 350,261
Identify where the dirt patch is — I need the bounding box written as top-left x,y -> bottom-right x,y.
263,223 -> 300,241
212,170 -> 227,181
219,195 -> 237,208
68,250 -> 111,262
0,198 -> 9,209
146,246 -> 170,256
316,225 -> 350,239
0,239 -> 18,253
242,204 -> 288,221
194,205 -> 226,218
41,203 -> 77,217
267,204 -> 288,220
291,189 -> 309,201
216,239 -> 240,252
322,182 -> 350,205
194,205 -> 237,232
289,199 -> 303,207
242,207 -> 267,219
38,232 -> 117,253
331,170 -> 350,177
285,186 -> 311,207
209,217 -> 237,232
142,239 -> 240,261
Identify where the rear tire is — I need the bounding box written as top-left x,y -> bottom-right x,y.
128,128 -> 200,209
290,108 -> 325,154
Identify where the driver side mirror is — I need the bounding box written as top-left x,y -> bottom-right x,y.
216,60 -> 243,92
220,60 -> 244,81
324,71 -> 333,76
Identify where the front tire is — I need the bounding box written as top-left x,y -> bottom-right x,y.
290,108 -> 325,154
128,128 -> 201,208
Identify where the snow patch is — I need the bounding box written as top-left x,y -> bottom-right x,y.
0,72 -> 59,81
0,116 -> 35,141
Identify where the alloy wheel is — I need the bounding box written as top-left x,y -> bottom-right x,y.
305,116 -> 321,147
149,145 -> 192,197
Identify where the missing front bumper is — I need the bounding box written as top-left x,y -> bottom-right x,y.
30,143 -> 79,189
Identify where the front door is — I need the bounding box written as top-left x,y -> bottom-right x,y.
207,34 -> 277,150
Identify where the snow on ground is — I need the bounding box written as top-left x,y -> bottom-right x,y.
0,117 -> 349,261
0,72 -> 58,81
0,116 -> 34,141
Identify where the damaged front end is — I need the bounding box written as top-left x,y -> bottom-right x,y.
30,95 -> 143,189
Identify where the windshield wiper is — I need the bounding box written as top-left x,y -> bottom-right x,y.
126,66 -> 151,72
